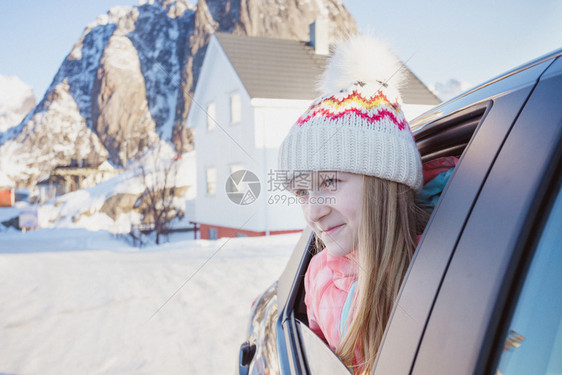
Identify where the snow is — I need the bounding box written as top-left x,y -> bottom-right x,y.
0,74 -> 35,132
0,170 -> 14,188
0,207 -> 18,223
0,79 -> 110,185
0,140 -> 27,183
22,148 -> 196,233
0,228 -> 301,374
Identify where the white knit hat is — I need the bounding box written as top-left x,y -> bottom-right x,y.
278,35 -> 423,191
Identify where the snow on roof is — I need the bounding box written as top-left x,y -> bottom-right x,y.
0,171 -> 14,188
97,160 -> 115,171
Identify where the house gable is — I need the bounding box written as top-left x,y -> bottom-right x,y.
187,35 -> 251,130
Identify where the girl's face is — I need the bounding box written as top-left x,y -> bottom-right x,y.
292,171 -> 364,257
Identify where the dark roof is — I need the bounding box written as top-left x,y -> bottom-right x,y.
215,33 -> 326,100
214,33 -> 440,105
401,67 -> 442,105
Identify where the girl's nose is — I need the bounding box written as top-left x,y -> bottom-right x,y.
305,197 -> 330,223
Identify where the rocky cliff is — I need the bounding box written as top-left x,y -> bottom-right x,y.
0,0 -> 357,187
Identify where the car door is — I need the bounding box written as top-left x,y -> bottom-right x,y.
373,57 -> 557,375
408,55 -> 562,375
374,54 -> 553,375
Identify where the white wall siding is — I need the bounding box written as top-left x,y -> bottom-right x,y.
253,100 -> 310,232
403,103 -> 436,122
187,37 -> 264,232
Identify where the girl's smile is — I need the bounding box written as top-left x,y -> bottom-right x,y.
322,224 -> 344,235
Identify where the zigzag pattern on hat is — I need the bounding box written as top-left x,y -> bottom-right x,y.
295,90 -> 409,130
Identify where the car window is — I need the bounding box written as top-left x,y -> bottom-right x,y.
495,184 -> 562,375
293,107 -> 483,370
296,320 -> 352,374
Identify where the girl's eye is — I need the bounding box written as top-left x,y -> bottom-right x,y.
293,189 -> 309,197
321,178 -> 338,189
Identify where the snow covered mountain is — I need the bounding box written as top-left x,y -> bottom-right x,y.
0,75 -> 36,133
0,0 -> 357,187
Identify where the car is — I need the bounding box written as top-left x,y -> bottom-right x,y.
238,47 -> 562,375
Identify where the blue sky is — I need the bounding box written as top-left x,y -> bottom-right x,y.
1,0 -> 561,99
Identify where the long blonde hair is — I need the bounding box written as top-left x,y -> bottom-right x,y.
333,175 -> 428,373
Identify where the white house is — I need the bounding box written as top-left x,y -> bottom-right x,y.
185,28 -> 440,240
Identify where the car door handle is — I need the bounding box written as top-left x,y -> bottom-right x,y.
239,340 -> 256,367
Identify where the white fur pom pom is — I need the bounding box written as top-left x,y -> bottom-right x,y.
318,35 -> 406,97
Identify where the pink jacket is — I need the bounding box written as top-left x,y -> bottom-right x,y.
304,248 -> 357,352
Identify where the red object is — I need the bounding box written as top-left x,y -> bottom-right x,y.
198,223 -> 302,239
0,189 -> 14,207
422,156 -> 459,184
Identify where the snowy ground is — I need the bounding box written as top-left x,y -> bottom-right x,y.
0,228 -> 301,375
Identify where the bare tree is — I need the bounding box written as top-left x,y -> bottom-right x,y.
135,142 -> 181,245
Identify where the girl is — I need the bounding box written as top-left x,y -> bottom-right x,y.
278,35 -> 430,373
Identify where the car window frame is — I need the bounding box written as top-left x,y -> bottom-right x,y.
373,60 -> 552,375
409,56 -> 562,375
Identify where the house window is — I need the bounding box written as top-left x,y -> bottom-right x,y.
208,228 -> 218,240
230,92 -> 241,125
206,167 -> 217,195
227,164 -> 244,193
207,102 -> 216,131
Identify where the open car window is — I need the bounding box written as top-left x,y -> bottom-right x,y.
290,103 -> 490,369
